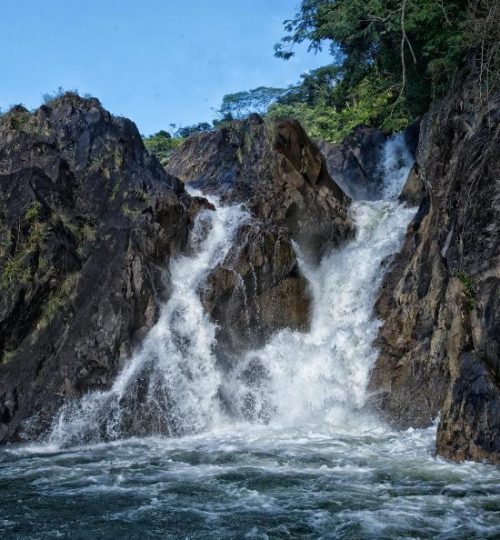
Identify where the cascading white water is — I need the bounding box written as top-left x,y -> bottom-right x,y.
222,132 -> 415,431
379,132 -> 415,199
48,132 -> 415,446
9,133 -> 500,540
48,195 -> 250,446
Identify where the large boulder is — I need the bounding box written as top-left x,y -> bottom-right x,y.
200,221 -> 310,357
368,76 -> 500,463
0,95 -> 200,442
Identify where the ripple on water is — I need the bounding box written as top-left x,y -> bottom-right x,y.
1,426 -> 500,539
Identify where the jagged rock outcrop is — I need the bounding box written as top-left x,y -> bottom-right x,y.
398,163 -> 426,206
0,95 -> 201,442
167,115 -> 353,353
318,123 -> 421,201
368,77 -> 500,463
167,115 -> 353,261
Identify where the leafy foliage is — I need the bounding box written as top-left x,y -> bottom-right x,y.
275,1 -> 469,106
269,70 -> 412,142
143,130 -> 184,165
175,122 -> 212,138
458,272 -> 476,311
217,87 -> 287,120
270,0 -> 500,141
42,86 -> 97,108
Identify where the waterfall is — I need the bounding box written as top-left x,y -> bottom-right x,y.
48,197 -> 250,446
220,133 -> 415,430
48,133 -> 415,446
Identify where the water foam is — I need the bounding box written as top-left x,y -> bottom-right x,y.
48,195 -> 250,446
221,134 -> 415,431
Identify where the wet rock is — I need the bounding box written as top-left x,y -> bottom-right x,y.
200,221 -> 310,356
368,76 -> 500,463
399,163 -> 426,206
167,115 -> 352,354
318,123 -> 421,201
0,94 -> 200,442
317,126 -> 387,200
437,351 -> 500,463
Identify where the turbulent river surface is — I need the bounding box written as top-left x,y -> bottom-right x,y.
1,135 -> 500,539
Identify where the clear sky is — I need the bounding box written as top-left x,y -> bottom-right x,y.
0,0 -> 331,135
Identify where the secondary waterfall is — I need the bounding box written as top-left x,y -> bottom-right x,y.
48,133 -> 415,447
48,199 -> 251,446
219,133 -> 415,430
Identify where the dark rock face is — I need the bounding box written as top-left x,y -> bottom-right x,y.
0,95 -> 198,442
167,115 -> 352,353
167,115 -> 353,262
317,126 -> 387,200
368,78 -> 500,463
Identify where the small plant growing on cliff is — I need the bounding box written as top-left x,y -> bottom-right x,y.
3,105 -> 30,131
0,199 -> 10,258
130,188 -> 149,203
42,87 -> 81,107
458,272 -> 476,311
0,211 -> 49,289
37,273 -> 78,332
122,203 -> 141,220
0,345 -> 17,365
24,201 -> 42,223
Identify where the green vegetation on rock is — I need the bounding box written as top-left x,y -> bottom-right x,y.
458,272 -> 476,311
0,202 -> 49,290
37,272 -> 78,332
143,130 -> 184,165
198,0 -> 500,144
271,0 -> 499,141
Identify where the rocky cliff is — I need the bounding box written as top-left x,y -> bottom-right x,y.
167,115 -> 354,355
369,77 -> 500,463
167,115 -> 353,260
0,94 -> 203,442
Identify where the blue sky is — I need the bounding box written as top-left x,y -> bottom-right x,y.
0,0 -> 331,135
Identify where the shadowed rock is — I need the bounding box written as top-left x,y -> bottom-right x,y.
167,115 -> 354,262
317,126 -> 387,200
167,115 -> 353,353
199,221 -> 310,357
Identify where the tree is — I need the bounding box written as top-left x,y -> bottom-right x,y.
275,0 -> 471,118
175,122 -> 212,138
218,86 -> 287,119
143,130 -> 183,165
